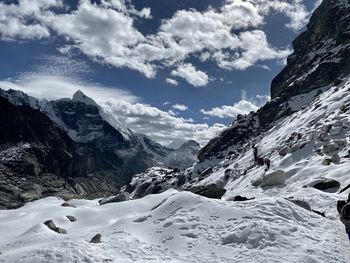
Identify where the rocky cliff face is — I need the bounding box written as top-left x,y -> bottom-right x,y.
271,0 -> 350,99
0,96 -> 120,208
198,0 -> 350,163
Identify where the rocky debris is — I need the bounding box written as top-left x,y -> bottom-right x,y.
120,167 -> 185,199
322,143 -> 339,153
66,215 -> 77,222
278,146 -> 291,157
89,234 -> 102,243
252,170 -> 286,188
313,179 -> 340,191
99,193 -> 130,205
61,202 -> 76,208
44,220 -> 67,234
186,184 -> 226,199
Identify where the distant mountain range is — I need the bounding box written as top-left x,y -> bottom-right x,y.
0,89 -> 199,208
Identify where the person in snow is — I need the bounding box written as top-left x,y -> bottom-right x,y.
337,194 -> 350,240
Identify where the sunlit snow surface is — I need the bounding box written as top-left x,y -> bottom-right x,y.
0,190 -> 349,263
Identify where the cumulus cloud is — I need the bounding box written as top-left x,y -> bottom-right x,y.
201,93 -> 270,118
0,0 -> 315,86
166,78 -> 178,86
172,104 -> 188,111
171,64 -> 209,87
0,75 -> 225,146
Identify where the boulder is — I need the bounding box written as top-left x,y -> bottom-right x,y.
322,158 -> 332,165
186,184 -> 226,199
331,153 -> 340,164
99,193 -> 130,205
90,234 -> 102,243
278,146 -> 291,156
61,202 -> 76,208
252,170 -> 286,187
44,220 -> 67,234
229,195 -> 255,202
318,132 -> 330,142
313,179 -> 340,191
322,143 -> 339,153
66,215 -> 77,222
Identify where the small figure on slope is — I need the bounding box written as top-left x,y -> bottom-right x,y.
337,194 -> 350,241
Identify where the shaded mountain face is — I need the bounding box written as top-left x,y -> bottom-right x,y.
198,0 -> 350,162
271,0 -> 350,99
0,96 -> 124,209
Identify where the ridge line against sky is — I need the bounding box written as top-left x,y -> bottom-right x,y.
0,0 -> 322,145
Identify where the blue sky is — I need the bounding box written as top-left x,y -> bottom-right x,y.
0,0 -> 321,145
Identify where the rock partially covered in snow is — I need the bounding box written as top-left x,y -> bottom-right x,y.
89,234 -> 102,243
312,179 -> 340,191
99,193 -> 130,205
186,184 -> 226,199
323,143 -> 339,153
252,170 -> 286,188
44,220 -> 67,234
278,146 -> 291,157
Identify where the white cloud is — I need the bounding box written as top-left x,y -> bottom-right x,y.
0,75 -> 225,146
0,0 -> 315,86
172,104 -> 188,111
201,93 -> 270,118
166,78 -> 178,86
171,64 -> 209,87
201,100 -> 259,118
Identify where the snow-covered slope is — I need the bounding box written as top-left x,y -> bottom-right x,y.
0,190 -> 348,263
184,78 -> 350,217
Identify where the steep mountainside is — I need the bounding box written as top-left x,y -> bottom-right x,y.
198,0 -> 350,163
0,96 -> 125,209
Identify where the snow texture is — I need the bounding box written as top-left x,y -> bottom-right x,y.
0,190 -> 348,263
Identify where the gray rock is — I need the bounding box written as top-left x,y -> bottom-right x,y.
318,132 -> 330,142
186,184 -> 226,199
322,158 -> 332,165
322,143 -> 339,153
89,234 -> 102,243
331,153 -> 340,164
278,146 -> 291,157
44,220 -> 67,234
61,202 -> 76,208
66,215 -> 77,222
313,179 -> 340,191
99,193 -> 130,205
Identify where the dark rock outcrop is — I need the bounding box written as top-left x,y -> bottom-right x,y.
99,193 -> 130,205
44,220 -> 67,234
313,179 -> 340,191
90,234 -> 102,243
271,0 -> 350,99
185,184 -> 226,199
